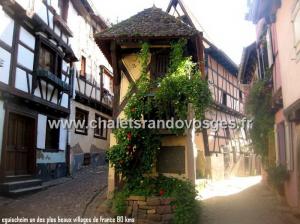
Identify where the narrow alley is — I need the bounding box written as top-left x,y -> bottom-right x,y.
198,177 -> 300,224
0,167 -> 108,220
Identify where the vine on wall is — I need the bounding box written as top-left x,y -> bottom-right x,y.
107,40 -> 212,182
107,40 -> 211,224
245,76 -> 274,161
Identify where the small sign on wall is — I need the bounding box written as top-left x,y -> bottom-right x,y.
157,146 -> 185,174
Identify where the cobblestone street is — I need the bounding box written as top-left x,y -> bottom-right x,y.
0,166 -> 108,220
199,176 -> 300,224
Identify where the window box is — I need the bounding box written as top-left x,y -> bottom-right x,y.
34,68 -> 70,94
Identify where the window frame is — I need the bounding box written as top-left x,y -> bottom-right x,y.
80,56 -> 86,78
222,92 -> 227,106
36,39 -> 63,78
45,117 -> 60,152
94,114 -> 108,140
292,0 -> 300,60
75,107 -> 89,135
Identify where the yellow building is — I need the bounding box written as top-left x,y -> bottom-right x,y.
95,6 -> 205,193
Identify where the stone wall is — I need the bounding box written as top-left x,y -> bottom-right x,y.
126,196 -> 176,224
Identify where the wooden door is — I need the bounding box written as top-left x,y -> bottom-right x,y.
4,113 -> 35,176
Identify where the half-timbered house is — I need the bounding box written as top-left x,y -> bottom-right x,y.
65,0 -> 113,175
167,0 -> 258,179
0,0 -> 76,195
0,0 -> 113,196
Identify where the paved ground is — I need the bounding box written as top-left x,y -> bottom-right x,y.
0,166 -> 108,221
198,176 -> 300,224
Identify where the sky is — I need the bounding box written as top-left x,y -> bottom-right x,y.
91,0 -> 256,65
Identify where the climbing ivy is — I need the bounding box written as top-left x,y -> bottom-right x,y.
245,76 -> 274,160
155,39 -> 212,121
107,40 -> 212,181
107,43 -> 160,182
106,40 -> 211,223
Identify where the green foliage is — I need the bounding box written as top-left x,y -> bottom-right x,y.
107,40 -> 210,222
114,175 -> 199,224
107,43 -> 160,181
107,40 -> 212,180
107,127 -> 160,180
245,77 -> 274,158
112,190 -> 128,215
155,40 -> 212,122
267,164 -> 289,189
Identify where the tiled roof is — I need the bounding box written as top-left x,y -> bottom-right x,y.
95,6 -> 198,40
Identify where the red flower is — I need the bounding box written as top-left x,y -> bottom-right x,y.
127,145 -> 133,153
127,132 -> 132,140
159,189 -> 165,196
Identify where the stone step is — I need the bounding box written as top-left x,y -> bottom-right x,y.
4,175 -> 33,182
0,179 -> 43,191
8,185 -> 44,197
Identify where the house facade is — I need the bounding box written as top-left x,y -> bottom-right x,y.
0,0 -> 113,195
95,2 -> 257,195
244,0 -> 300,210
95,6 -> 204,194
0,0 -> 75,190
65,0 -> 113,174
167,0 -> 257,180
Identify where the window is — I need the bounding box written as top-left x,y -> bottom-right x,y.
75,108 -> 88,135
225,127 -> 231,138
277,122 -> 286,165
266,27 -> 274,67
80,56 -> 86,78
38,44 -> 62,77
151,52 -> 169,79
45,118 -> 60,151
292,1 -> 300,57
39,45 -> 55,73
94,114 -> 107,139
239,90 -> 243,101
222,92 -> 227,106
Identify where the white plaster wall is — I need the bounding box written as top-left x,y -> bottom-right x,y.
37,151 -> 65,164
19,27 -> 35,50
15,68 -> 28,92
59,119 -> 67,151
0,47 -> 11,84
34,0 -> 48,24
276,0 -> 300,109
0,7 -> 14,47
37,114 -> 47,149
17,45 -> 34,71
68,1 -> 112,87
61,93 -> 69,108
69,101 -> 111,153
15,0 -> 31,10
0,100 -> 5,162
